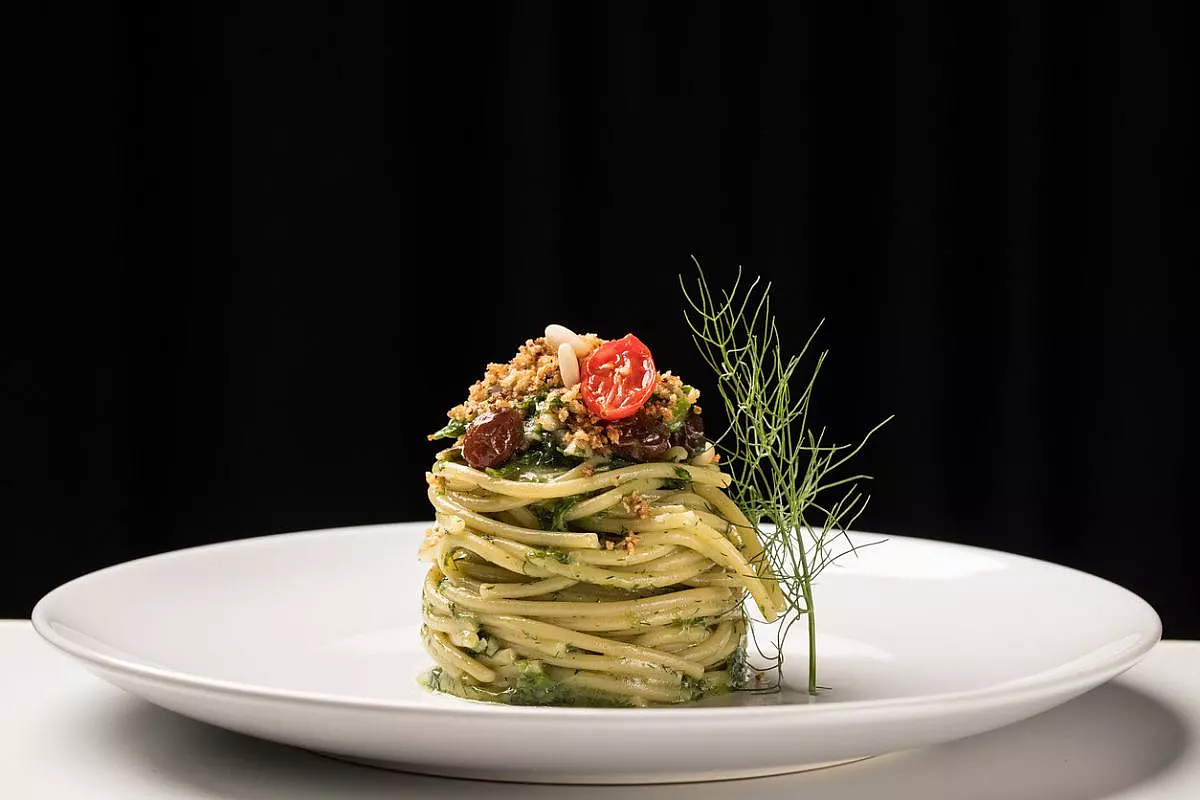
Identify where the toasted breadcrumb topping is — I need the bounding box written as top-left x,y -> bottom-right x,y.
441,334 -> 701,459
621,491 -> 652,519
418,526 -> 444,562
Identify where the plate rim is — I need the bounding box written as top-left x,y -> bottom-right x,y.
32,522 -> 1162,721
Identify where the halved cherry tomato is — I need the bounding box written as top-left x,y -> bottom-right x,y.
580,334 -> 657,420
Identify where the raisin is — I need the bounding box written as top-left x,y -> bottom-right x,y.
462,408 -> 524,469
609,412 -> 671,461
670,408 -> 706,454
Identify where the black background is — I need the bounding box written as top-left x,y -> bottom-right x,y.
7,3 -> 1197,635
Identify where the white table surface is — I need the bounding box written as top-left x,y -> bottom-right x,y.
3,620 -> 1198,799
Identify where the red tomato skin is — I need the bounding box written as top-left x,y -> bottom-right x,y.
579,334 -> 658,420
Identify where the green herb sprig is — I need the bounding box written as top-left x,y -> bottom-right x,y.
681,260 -> 892,695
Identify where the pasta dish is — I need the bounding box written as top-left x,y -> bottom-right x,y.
420,324 -> 785,706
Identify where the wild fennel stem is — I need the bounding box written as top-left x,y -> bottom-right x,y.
681,260 -> 890,695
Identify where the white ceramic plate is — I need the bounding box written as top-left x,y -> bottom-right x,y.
32,523 -> 1160,784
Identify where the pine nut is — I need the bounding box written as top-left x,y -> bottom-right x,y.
558,342 -> 580,388
545,324 -> 591,357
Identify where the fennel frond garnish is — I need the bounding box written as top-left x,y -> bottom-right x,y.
681,262 -> 892,695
